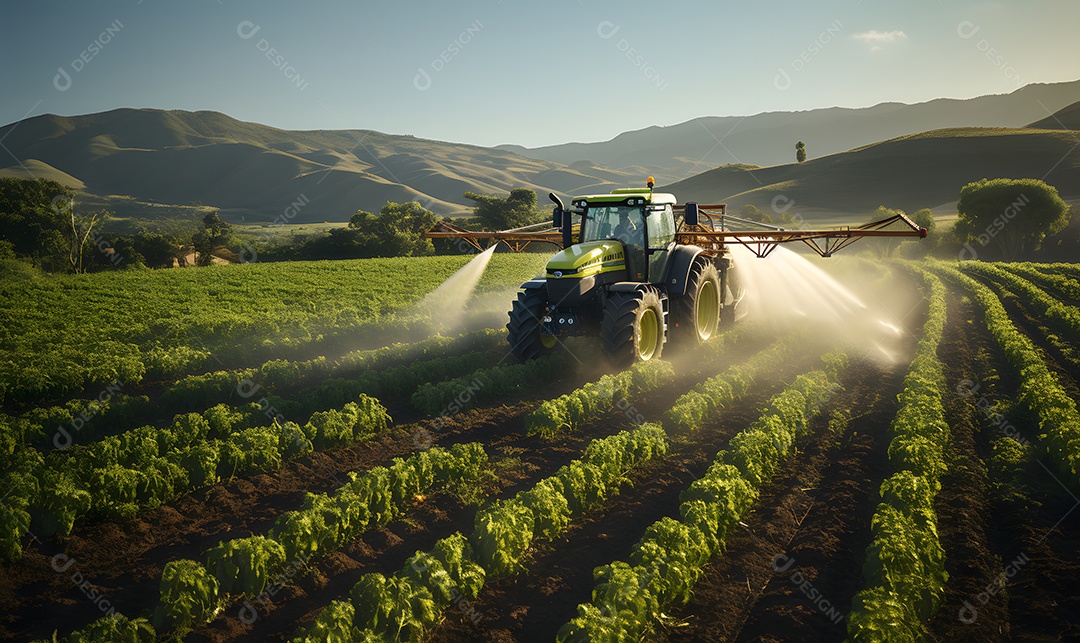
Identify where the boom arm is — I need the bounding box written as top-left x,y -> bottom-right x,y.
423,203 -> 927,257
675,204 -> 928,258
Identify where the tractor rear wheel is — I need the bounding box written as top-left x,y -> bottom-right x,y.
674,258 -> 721,343
601,287 -> 666,365
506,288 -> 555,361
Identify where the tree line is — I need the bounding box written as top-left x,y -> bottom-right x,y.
0,175 -> 1073,272
0,179 -> 549,272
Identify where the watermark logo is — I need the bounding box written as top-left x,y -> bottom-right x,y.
414,378 -> 485,450
54,380 -> 125,449
774,20 -> 844,91
238,552 -> 312,624
956,193 -> 1030,261
51,553 -> 117,616
54,20 -> 124,92
597,20 -> 668,91
772,553 -> 844,624
956,379 -> 1028,446
238,20 -> 309,91
957,21 -> 1022,89
958,552 -> 1029,624
414,20 -> 484,91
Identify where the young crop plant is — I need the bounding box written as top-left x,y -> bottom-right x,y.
963,261 -> 1080,340
0,254 -> 542,407
75,442 -> 494,643
558,351 -> 847,642
846,264 -> 949,641
411,352 -> 572,417
1000,262 -> 1080,300
2,394 -> 391,564
663,338 -> 794,433
930,262 -> 1080,489
525,359 -> 674,439
292,425 -> 668,643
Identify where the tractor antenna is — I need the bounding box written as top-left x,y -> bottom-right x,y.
646,176 -> 654,189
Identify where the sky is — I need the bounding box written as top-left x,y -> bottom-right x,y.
2,0 -> 1078,148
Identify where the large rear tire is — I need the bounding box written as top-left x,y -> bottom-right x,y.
506,288 -> 555,362
674,258 -> 721,343
601,288 -> 666,366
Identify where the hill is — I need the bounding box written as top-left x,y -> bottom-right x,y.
664,125 -> 1080,221
0,108 -> 636,222
1029,100 -> 1080,130
501,80 -> 1080,184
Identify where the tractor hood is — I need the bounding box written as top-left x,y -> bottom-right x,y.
546,240 -> 626,279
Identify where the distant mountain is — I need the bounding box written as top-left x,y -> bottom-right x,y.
500,80 -> 1080,184
663,114 -> 1080,221
0,108 -> 636,222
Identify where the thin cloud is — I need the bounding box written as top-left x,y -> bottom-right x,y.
852,30 -> 908,45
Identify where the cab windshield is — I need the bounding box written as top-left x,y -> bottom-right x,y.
581,205 -> 645,246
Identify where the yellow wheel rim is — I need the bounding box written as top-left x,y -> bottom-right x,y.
697,281 -> 720,340
541,333 -> 557,349
638,308 -> 659,361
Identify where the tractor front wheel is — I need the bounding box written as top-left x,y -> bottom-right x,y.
506,288 -> 555,361
601,288 -> 666,365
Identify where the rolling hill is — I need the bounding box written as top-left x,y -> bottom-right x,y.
501,80 -> 1080,184
0,108 -> 637,222
663,120 -> 1080,221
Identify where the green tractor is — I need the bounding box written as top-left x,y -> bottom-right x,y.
507,183 -> 738,365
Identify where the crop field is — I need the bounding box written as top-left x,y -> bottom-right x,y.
3,255 -> 1080,643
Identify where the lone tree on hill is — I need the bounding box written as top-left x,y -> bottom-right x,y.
795,141 -> 807,163
954,178 -> 1069,261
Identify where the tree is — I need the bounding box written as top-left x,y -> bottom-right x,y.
911,208 -> 936,235
954,178 -> 1070,261
795,141 -> 806,163
0,177 -> 70,269
737,204 -> 773,225
347,201 -> 438,257
57,197 -> 109,274
464,188 -> 545,231
866,206 -> 907,259
192,212 -> 233,266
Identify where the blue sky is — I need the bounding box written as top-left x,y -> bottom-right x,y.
3,0 -> 1077,147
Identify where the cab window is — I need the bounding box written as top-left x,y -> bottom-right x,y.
647,204 -> 675,247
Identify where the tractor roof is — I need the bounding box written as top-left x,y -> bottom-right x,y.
572,188 -> 677,206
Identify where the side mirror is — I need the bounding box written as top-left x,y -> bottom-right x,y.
685,202 -> 699,226
552,206 -> 563,228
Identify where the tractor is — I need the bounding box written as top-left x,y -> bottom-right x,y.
507,185 -> 731,364
424,179 -> 927,364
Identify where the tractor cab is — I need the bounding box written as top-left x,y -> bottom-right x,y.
568,188 -> 678,283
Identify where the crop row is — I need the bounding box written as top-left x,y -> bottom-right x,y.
962,261 -> 1080,342
0,253 -> 547,408
0,395 -> 390,564
846,265 -> 950,641
524,360 -> 674,439
664,337 -> 795,433
557,350 -> 847,641
289,423 -> 669,642
1,329 -> 503,454
521,324 -> 762,440
36,443 -> 490,642
932,262 -> 1080,488
1040,262 -> 1080,283
411,352 -> 572,417
1000,262 -> 1080,300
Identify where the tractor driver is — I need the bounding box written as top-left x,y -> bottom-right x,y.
612,208 -> 640,240
613,207 -> 646,279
